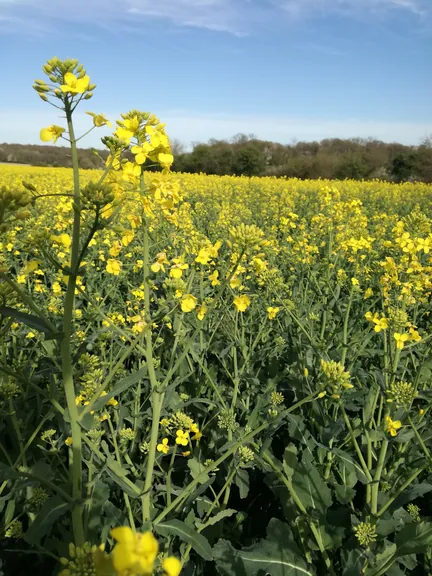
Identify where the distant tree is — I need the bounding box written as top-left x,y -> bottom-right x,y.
391,153 -> 416,183
233,144 -> 265,176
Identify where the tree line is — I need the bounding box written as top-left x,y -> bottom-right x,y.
2,135 -> 432,182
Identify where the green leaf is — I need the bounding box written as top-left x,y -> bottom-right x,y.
291,455 -> 332,515
0,306 -> 58,339
283,443 -> 298,481
155,519 -> 213,561
235,468 -> 249,499
105,456 -> 142,498
396,522 -> 432,556
24,496 -> 70,546
196,509 -> 236,530
389,483 -> 432,511
213,518 -> 314,576
332,449 -> 369,485
334,484 -> 356,505
363,384 -> 379,425
188,458 -> 209,485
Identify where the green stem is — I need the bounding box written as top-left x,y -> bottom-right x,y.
62,102 -> 84,546
340,405 -> 373,483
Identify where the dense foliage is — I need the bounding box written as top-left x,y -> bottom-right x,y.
1,58 -> 432,576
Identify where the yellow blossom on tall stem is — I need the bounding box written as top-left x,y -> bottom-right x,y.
106,259 -> 122,276
394,332 -> 409,349
60,72 -> 90,94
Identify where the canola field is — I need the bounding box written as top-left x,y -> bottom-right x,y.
1,161 -> 432,576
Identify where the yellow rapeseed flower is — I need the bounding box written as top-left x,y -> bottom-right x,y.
86,111 -> 112,127
65,437 -> 73,446
181,294 -> 197,313
111,527 -> 158,576
106,259 -> 122,276
162,556 -> 182,576
233,294 -> 251,312
394,332 -> 409,349
175,430 -> 189,446
40,125 -> 65,144
197,304 -> 207,321
385,416 -> 402,437
157,438 -> 169,454
60,72 -> 90,94
267,306 -> 280,320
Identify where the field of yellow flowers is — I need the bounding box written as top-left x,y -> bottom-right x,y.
1,57 -> 432,576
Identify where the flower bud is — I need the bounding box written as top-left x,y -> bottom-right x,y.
38,93 -> 49,102
34,79 -> 47,85
42,64 -> 52,74
49,74 -> 57,83
54,88 -> 62,97
77,69 -> 87,79
84,92 -> 93,100
88,83 -> 97,91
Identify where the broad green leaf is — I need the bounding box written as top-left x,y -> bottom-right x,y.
0,306 -> 58,339
334,484 -> 356,505
332,449 -> 369,485
235,468 -> 249,499
283,443 -> 298,481
213,518 -> 314,576
291,455 -> 332,515
155,519 -> 213,561
188,458 -> 209,484
196,509 -> 236,530
396,522 -> 432,556
389,483 -> 432,511
24,496 -> 70,546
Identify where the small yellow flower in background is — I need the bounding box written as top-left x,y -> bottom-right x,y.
40,125 -> 65,143
181,294 -> 197,313
230,275 -> 242,289
107,397 -> 118,407
115,116 -> 140,143
175,430 -> 189,446
65,437 -> 73,446
26,331 -> 36,339
267,306 -> 280,320
157,438 -> 169,454
111,527 -> 158,576
351,277 -> 359,287
408,327 -> 422,343
51,233 -> 72,249
170,258 -> 189,278
304,368 -> 309,377
162,554 -> 181,575
106,259 -> 122,276
197,304 -> 207,321
86,111 -> 112,127
318,391 -> 327,399
182,451 -> 191,457
209,270 -> 220,286
60,72 -> 90,94
364,287 -> 373,299
233,294 -> 251,312
17,274 -> 27,284
385,416 -> 402,437
151,252 -> 170,273
195,248 -> 211,265
419,409 -> 425,416
394,332 -> 409,350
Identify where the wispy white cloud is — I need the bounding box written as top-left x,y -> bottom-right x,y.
0,0 -> 429,36
277,0 -> 428,18
1,107 -> 430,148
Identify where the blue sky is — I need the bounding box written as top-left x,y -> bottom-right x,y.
1,0 -> 431,148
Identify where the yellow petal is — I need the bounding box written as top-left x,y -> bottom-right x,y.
40,128 -> 53,142
162,556 -> 182,576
